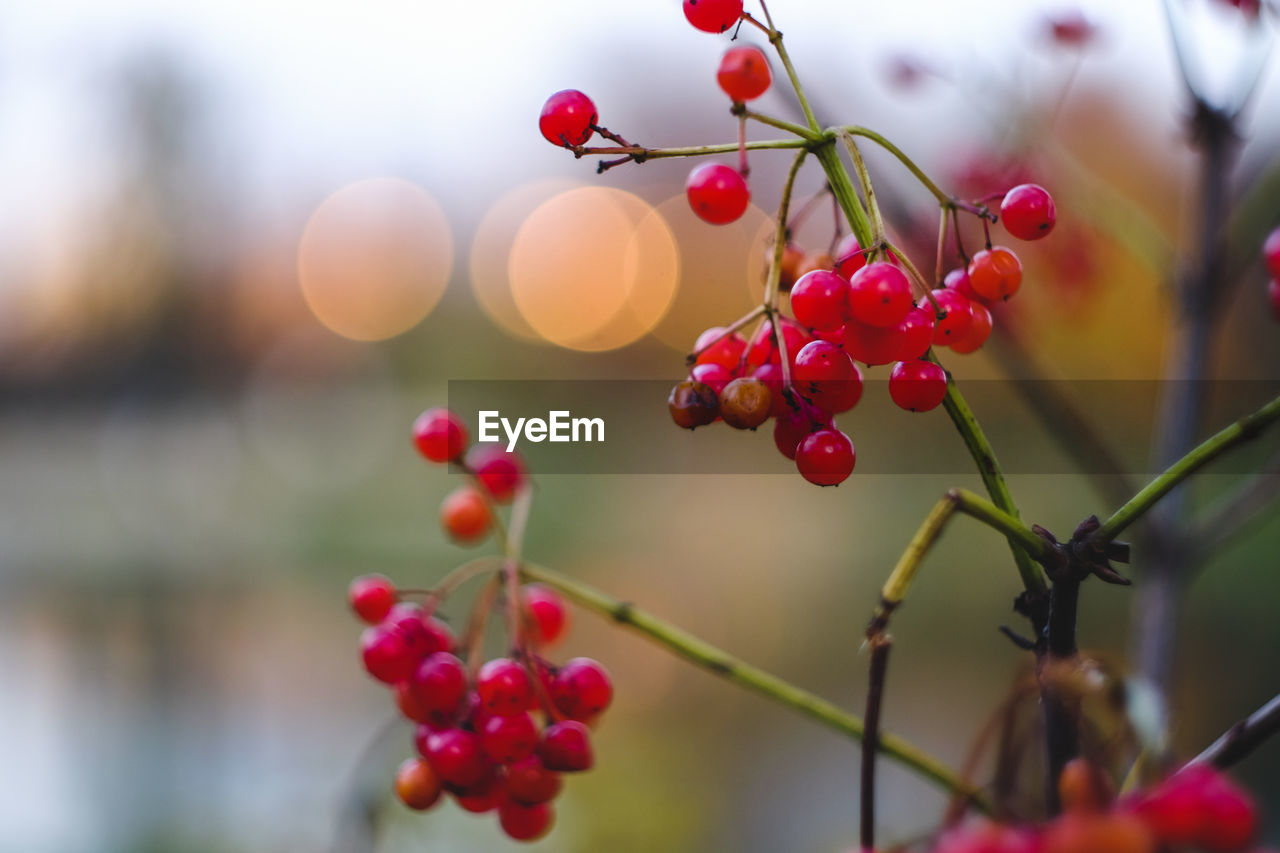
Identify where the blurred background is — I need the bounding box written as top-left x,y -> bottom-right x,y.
2,0 -> 1279,850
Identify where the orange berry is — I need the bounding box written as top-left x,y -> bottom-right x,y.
394,757 -> 443,811
440,486 -> 492,543
968,247 -> 1023,301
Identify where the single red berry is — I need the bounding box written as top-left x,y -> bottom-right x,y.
499,799 -> 556,842
421,728 -> 489,788
944,266 -> 991,306
772,404 -> 829,460
889,360 -> 947,412
538,89 -> 596,148
690,362 -> 733,395
502,756 -> 563,805
968,247 -> 1023,301
1046,10 -> 1098,48
1001,184 -> 1056,241
668,379 -> 719,429
895,304 -> 937,361
693,326 -> 748,369
1269,279 -> 1280,322
841,319 -> 902,366
746,317 -> 812,368
523,584 -> 568,647
382,603 -> 453,660
949,302 -> 993,354
477,658 -> 535,716
930,288 -> 975,344
1134,773 -> 1208,846
481,711 -> 540,765
551,658 -> 613,721
412,407 -> 468,463
347,574 -> 397,624
794,428 -> 855,486
1199,781 -> 1257,852
360,625 -> 416,684
465,446 -> 527,502
848,262 -> 913,327
717,45 -> 772,101
440,486 -> 492,543
686,162 -> 750,225
792,340 -> 855,408
409,652 -> 468,716
682,0 -> 744,33
394,757 -> 444,811
395,681 -> 452,726
820,362 -> 863,414
451,774 -> 502,814
834,234 -> 868,279
539,720 -> 594,772
791,269 -> 852,331
719,377 -> 773,429
751,363 -> 787,417
1265,226 -> 1280,278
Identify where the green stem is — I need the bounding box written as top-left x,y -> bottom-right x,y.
1097,393 -> 1280,542
576,139 -> 808,160
841,126 -> 949,205
765,150 -> 810,306
765,25 -> 821,132
812,141 -> 875,257
741,109 -> 820,140
839,130 -> 885,247
517,562 -> 992,811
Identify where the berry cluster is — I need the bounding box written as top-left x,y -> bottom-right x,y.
348,409 -> 613,843
1263,226 -> 1280,323
929,760 -> 1261,853
667,182 -> 1055,488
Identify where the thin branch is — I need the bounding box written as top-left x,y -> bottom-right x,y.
740,107 -> 820,139
840,125 -> 950,205
861,635 -> 891,852
1191,693 -> 1280,770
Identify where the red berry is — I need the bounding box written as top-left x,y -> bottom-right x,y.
794,427 -> 855,486
539,720 -> 594,772
949,302 -> 993,354
895,304 -> 937,361
465,446 -> 527,502
1199,780 -> 1257,852
669,379 -> 719,429
421,728 -> 489,788
499,799 -> 556,842
682,0 -> 744,33
792,340 -> 857,412
944,266 -> 991,306
409,652 -> 468,717
820,361 -> 863,414
477,658 -> 535,716
746,317 -> 812,368
347,574 -> 397,624
968,247 -> 1023,301
383,603 -> 453,659
834,234 -> 868,279
690,362 -> 733,394
889,360 -> 947,412
538,89 -> 596,147
523,584 -> 568,647
552,658 -> 613,721
772,403 -> 829,460
751,363 -> 787,416
1001,183 -> 1056,241
694,326 -> 748,369
791,269 -> 852,331
930,288 -> 975,344
1265,226 -> 1280,278
848,262 -> 913,327
394,757 -> 444,811
440,486 -> 492,543
452,775 -> 501,814
481,711 -> 540,765
502,756 -> 563,805
717,45 -> 772,101
412,407 -> 468,463
360,625 -> 416,684
841,319 -> 902,366
686,162 -> 750,225
395,681 -> 450,726
1270,279 -> 1280,322
1046,10 -> 1098,48
934,820 -> 1041,853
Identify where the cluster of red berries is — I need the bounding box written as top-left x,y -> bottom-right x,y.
1263,226 -> 1280,322
668,184 -> 1056,487
412,408 -> 527,545
349,573 -> 613,842
928,759 -> 1263,853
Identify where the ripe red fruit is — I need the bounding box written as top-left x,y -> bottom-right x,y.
895,304 -> 937,361
793,340 -> 856,410
552,658 -> 613,721
747,317 -> 812,368
539,720 -> 595,772
841,319 -> 901,366
477,658 -> 535,716
412,408 -> 468,463
690,362 -> 733,395
889,360 -> 947,412
421,728 -> 489,788
523,584 -> 568,647
394,757 -> 444,811
360,625 -> 416,683
669,379 -> 719,429
440,486 -> 492,543
1269,279 -> 1280,322
949,302 -> 993,354
383,603 -> 454,659
538,89 -> 597,147
1001,183 -> 1056,241
834,234 -> 868,279
1200,780 -> 1257,851
499,799 -> 556,842
794,427 -> 855,486
934,820 -> 1041,853
1265,226 -> 1280,278
502,756 -> 563,805
717,45 -> 772,101
930,288 -> 975,345
848,262 -> 913,327
686,163 -> 750,225
347,574 -> 397,624
682,0 -> 744,33
465,446 -> 527,502
968,247 -> 1023,301
719,377 -> 773,429
481,711 -> 540,765
694,326 -> 748,369
772,404 -> 829,460
820,362 -> 863,414
410,652 -> 468,716
944,266 -> 991,306
791,269 -> 852,331
452,776 -> 501,814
